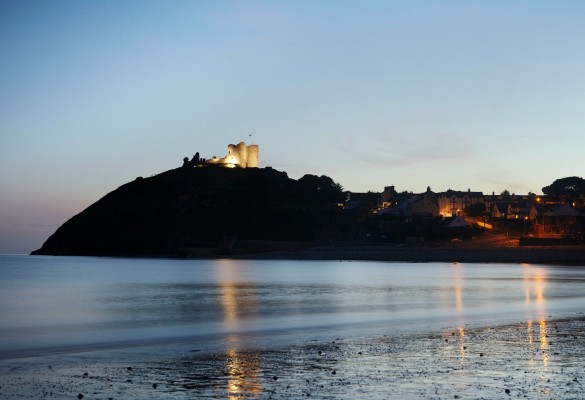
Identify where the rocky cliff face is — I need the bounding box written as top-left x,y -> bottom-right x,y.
31,166 -> 344,257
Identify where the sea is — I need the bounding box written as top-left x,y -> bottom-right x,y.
1,255 -> 584,360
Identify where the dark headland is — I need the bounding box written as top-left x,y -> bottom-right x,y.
31,166 -> 346,257
31,166 -> 585,264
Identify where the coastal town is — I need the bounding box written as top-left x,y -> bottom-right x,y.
343,180 -> 585,245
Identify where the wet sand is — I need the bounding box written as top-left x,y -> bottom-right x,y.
2,315 -> 584,399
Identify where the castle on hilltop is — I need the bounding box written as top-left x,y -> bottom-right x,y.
183,141 -> 259,168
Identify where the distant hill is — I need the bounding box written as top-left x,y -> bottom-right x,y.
31,166 -> 345,257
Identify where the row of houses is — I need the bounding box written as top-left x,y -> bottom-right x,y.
345,186 -> 582,222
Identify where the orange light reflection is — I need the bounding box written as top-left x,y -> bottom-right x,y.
458,326 -> 466,358
215,260 -> 262,398
539,320 -> 549,368
224,337 -> 261,399
522,264 -> 549,370
448,263 -> 466,363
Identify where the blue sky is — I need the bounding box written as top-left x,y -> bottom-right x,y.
1,0 -> 584,253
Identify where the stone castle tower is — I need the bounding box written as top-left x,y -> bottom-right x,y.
203,141 -> 259,168
226,142 -> 259,168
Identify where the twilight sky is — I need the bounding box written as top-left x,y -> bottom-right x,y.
1,0 -> 584,253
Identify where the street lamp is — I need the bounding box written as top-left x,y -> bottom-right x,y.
523,216 -> 528,237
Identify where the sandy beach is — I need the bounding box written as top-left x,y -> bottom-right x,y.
1,314 -> 584,399
0,252 -> 585,400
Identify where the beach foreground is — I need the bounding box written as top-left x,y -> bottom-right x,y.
1,315 -> 583,399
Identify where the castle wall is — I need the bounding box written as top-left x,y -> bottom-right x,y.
226,144 -> 241,166
201,141 -> 259,168
246,144 -> 259,168
237,142 -> 249,167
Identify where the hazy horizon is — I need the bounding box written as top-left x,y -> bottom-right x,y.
1,1 -> 584,253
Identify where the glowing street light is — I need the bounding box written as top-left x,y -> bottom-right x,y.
536,197 -> 545,235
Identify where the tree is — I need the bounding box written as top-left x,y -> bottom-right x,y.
500,190 -> 510,197
298,174 -> 343,192
464,202 -> 486,217
542,176 -> 585,204
298,174 -> 344,206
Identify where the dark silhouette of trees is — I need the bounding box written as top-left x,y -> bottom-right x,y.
542,176 -> 585,204
464,202 -> 486,217
298,174 -> 344,206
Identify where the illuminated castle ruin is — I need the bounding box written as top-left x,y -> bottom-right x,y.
183,142 -> 259,168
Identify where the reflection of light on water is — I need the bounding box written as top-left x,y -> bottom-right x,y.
522,265 -> 549,371
216,259 -> 258,330
455,282 -> 463,311
444,264 -> 466,363
453,264 -> 466,361
527,320 -> 535,372
443,263 -> 465,313
441,325 -> 466,367
522,264 -> 546,306
214,260 -> 262,398
458,326 -> 466,359
539,320 -> 549,367
526,319 -> 549,369
225,337 -> 261,399
220,284 -> 239,328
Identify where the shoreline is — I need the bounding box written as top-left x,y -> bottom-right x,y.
2,314 -> 584,399
235,243 -> 585,265
28,232 -> 585,265
27,243 -> 585,266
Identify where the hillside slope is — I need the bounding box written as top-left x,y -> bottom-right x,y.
31,167 -> 343,257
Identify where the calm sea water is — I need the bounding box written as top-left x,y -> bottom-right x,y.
1,255 -> 584,359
